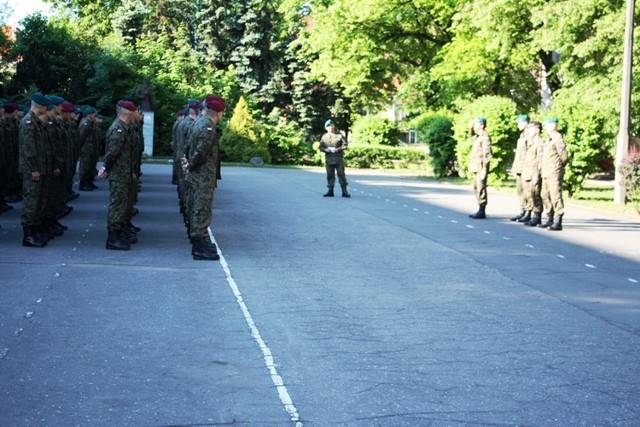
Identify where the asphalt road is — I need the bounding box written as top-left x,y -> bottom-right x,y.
1,164 -> 639,426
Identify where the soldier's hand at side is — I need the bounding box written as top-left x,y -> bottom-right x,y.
31,171 -> 41,182
53,168 -> 61,176
98,167 -> 107,180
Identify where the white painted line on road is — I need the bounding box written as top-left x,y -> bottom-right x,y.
502,237 -> 511,240
484,231 -> 491,234
466,225 -> 474,229
557,254 -> 565,259
585,264 -> 596,269
525,244 -> 534,248
451,220 -> 458,224
424,211 -> 430,214
629,278 -> 639,283
413,208 -> 419,212
385,199 -> 390,202
403,204 -> 408,208
438,215 -> 443,219
209,231 -> 302,426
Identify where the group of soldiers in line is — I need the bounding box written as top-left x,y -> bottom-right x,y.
0,92 -> 145,248
171,95 -> 226,261
0,94 -> 106,246
467,115 -> 569,231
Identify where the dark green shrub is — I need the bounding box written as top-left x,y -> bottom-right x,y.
311,143 -> 429,169
415,113 -> 456,177
351,116 -> 401,146
265,119 -> 315,165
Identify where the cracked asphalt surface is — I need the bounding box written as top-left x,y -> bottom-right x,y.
1,164 -> 639,425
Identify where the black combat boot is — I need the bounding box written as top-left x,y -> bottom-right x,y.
538,215 -> 554,228
106,229 -> 131,250
517,210 -> 532,223
548,215 -> 563,231
510,210 -> 526,221
323,187 -> 334,197
525,212 -> 542,226
22,226 -> 47,248
341,186 -> 351,198
192,236 -> 220,261
469,205 -> 486,219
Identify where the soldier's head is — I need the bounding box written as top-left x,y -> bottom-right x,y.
516,114 -> 529,131
61,101 -> 75,119
48,95 -> 65,115
116,100 -> 138,123
324,119 -> 335,131
3,102 -> 17,118
544,117 -> 559,133
83,107 -> 97,121
30,92 -> 51,116
203,94 -> 225,123
0,99 -> 5,115
472,117 -> 486,133
527,121 -> 542,137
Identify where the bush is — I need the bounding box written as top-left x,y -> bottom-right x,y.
351,116 -> 401,146
620,146 -> 640,211
453,95 -> 518,184
545,79 -> 618,197
219,96 -> 272,163
312,143 -> 429,169
415,113 -> 456,177
265,118 -> 315,165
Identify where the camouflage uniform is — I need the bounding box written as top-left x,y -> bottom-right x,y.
512,127 -> 529,213
104,118 -> 135,232
185,115 -> 219,240
78,115 -> 96,189
19,110 -> 50,230
540,130 -> 568,220
319,129 -> 348,193
522,132 -> 544,215
43,115 -> 67,224
468,128 -> 492,208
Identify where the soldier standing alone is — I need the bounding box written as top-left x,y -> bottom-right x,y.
319,119 -> 350,198
468,117 -> 492,219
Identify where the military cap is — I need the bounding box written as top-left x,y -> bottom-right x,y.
324,119 -> 334,127
187,98 -> 199,106
544,117 -> 559,124
182,108 -> 189,116
31,92 -> 52,106
474,117 -> 487,124
61,101 -> 75,113
74,106 -> 82,114
4,102 -> 18,113
204,94 -> 225,112
188,100 -> 201,110
516,114 -> 529,123
46,104 -> 54,111
528,121 -> 542,128
83,107 -> 97,116
117,100 -> 137,111
48,95 -> 65,105
18,104 -> 29,113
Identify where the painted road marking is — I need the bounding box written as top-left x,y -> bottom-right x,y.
210,230 -> 302,426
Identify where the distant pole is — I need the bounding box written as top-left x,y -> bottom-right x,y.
615,0 -> 635,204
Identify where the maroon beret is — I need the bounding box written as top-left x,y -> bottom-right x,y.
61,101 -> 75,113
188,101 -> 201,110
118,100 -> 138,112
204,95 -> 225,112
4,102 -> 18,113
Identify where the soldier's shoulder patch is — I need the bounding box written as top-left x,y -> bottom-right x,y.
207,127 -> 213,131
26,120 -> 32,124
117,129 -> 123,133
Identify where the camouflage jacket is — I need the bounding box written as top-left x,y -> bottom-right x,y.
19,111 -> 51,175
186,115 -> 218,188
468,130 -> 492,173
104,118 -> 135,182
522,134 -> 543,181
540,131 -> 568,178
512,130 -> 528,175
319,130 -> 347,165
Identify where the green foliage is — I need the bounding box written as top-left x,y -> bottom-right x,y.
415,113 -> 457,177
453,95 -> 518,183
264,113 -> 315,165
351,116 -> 400,146
311,143 -> 429,169
620,147 -> 640,210
220,96 -> 272,164
546,78 -> 618,197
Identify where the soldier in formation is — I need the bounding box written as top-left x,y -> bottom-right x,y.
180,94 -> 225,261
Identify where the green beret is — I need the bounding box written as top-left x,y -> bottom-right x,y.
516,114 -> 529,123
48,95 -> 65,105
83,107 -> 96,115
324,119 -> 334,127
544,117 -> 558,124
474,117 -> 487,124
31,92 -> 52,106
18,104 -> 29,113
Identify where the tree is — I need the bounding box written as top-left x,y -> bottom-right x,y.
219,96 -> 271,163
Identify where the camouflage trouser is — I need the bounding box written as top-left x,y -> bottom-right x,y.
21,174 -> 47,227
79,144 -> 94,184
107,180 -> 132,230
473,171 -> 488,206
188,174 -> 215,239
523,179 -> 542,213
515,174 -> 527,210
325,159 -> 347,188
541,175 -> 564,216
43,175 -> 65,221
